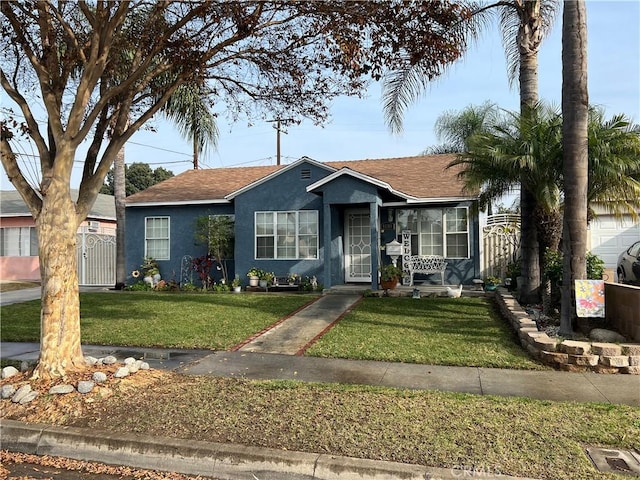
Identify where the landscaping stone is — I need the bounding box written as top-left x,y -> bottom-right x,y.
124,357 -> 136,366
629,356 -> 640,367
540,351 -> 568,365
92,371 -> 108,383
102,355 -> 118,365
589,328 -> 626,343
591,343 -> 622,356
622,366 -> 640,375
11,384 -> 32,403
621,344 -> 640,356
114,367 -> 129,378
560,340 -> 591,355
561,364 -> 588,373
569,354 -> 600,367
127,360 -> 142,373
19,391 -> 38,405
593,365 -> 622,374
84,356 -> 99,366
139,362 -> 150,370
601,356 -> 630,368
1,366 -> 20,379
1,384 -> 17,399
77,380 -> 95,394
49,384 -> 75,395
534,336 -> 558,352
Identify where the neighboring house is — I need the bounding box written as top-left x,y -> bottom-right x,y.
124,155 -> 481,290
0,190 -> 117,285
587,204 -> 640,280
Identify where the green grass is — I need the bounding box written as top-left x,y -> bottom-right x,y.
62,375 -> 639,480
0,292 -> 318,349
306,297 -> 544,369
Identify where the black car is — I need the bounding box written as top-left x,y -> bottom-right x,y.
617,240 -> 640,284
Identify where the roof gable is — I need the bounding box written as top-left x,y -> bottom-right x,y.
1,190 -> 116,219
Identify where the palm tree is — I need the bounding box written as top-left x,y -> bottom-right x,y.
382,0 -> 560,304
559,0 -> 589,336
447,102 -> 640,268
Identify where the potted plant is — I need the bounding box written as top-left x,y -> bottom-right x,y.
141,257 -> 161,287
379,264 -> 403,290
231,275 -> 242,293
259,271 -> 274,288
247,267 -> 262,287
484,275 -> 501,291
287,273 -> 299,285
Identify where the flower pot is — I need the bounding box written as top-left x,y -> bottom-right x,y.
484,284 -> 497,291
249,276 -> 259,287
233,286 -> 242,293
380,278 -> 399,290
259,279 -> 268,288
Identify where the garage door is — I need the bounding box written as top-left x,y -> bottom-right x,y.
589,215 -> 640,277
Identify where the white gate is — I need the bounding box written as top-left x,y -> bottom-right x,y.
482,214 -> 520,279
77,227 -> 116,286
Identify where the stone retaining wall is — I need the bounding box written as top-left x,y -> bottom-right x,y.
494,288 -> 640,375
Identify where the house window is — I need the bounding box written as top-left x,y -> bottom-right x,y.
145,217 -> 170,260
255,211 -> 318,259
0,227 -> 38,256
396,207 -> 469,258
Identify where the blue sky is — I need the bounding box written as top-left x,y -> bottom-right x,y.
1,0 -> 639,189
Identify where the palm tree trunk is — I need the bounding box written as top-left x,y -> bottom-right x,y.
114,146 -> 126,289
560,0 -> 589,336
517,2 -> 543,304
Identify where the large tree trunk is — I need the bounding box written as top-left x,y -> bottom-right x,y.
516,0 -> 543,305
33,180 -> 85,379
560,0 -> 589,337
114,146 -> 126,289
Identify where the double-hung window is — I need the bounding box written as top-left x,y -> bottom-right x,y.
0,227 -> 38,256
255,211 -> 318,259
396,207 -> 469,258
145,217 -> 170,260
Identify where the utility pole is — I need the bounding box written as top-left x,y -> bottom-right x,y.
268,118 -> 293,165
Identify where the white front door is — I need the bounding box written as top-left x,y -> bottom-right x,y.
345,210 -> 372,282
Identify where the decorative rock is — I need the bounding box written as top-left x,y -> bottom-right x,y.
139,362 -> 150,370
49,384 -> 75,395
622,366 -> 640,375
127,361 -> 141,373
560,340 -> 591,355
84,356 -> 99,366
1,366 -> 20,379
591,343 -> 623,357
102,355 -> 118,365
589,328 -> 626,343
569,354 -> 600,367
77,380 -> 95,394
20,361 -> 31,372
114,367 -> 129,378
629,356 -> 640,367
92,371 -> 108,383
601,356 -> 630,368
621,344 -> 640,356
593,365 -> 621,374
540,351 -> 568,365
19,391 -> 38,405
534,336 -> 558,352
2,384 -> 17,399
124,357 -> 136,366
11,384 -> 32,403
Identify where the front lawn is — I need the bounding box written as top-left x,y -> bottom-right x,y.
306,297 -> 544,369
0,292 -> 318,350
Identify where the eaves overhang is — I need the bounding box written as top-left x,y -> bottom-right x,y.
126,199 -> 231,208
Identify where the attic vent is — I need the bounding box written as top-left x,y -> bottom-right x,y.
88,221 -> 100,232
300,169 -> 311,180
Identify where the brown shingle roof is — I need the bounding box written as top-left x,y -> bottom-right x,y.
126,154 -> 471,204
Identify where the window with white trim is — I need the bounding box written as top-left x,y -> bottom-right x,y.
396,207 -> 469,258
255,211 -> 318,259
145,217 -> 170,260
0,227 -> 38,256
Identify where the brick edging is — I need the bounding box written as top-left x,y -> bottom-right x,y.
494,288 -> 640,374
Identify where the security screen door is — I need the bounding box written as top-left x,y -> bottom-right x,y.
345,210 -> 372,282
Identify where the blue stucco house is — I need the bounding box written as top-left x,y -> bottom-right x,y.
125,154 -> 481,290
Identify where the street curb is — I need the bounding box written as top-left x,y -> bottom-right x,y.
1,419 -> 536,480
